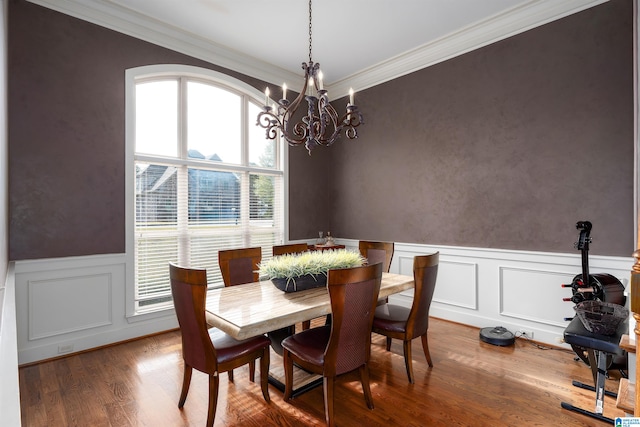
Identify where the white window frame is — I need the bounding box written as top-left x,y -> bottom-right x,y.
124,64 -> 289,320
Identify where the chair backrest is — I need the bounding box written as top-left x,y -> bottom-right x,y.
273,243 -> 309,256
170,263 -> 217,374
358,241 -> 394,273
324,262 -> 383,376
218,247 -> 261,286
406,252 -> 439,339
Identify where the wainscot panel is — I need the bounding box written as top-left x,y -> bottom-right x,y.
15,254 -> 178,365
340,239 -> 632,348
28,273 -> 112,340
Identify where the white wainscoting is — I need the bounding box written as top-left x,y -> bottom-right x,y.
340,239 -> 633,348
14,254 -> 177,365
1,263 -> 21,426
13,244 -> 634,365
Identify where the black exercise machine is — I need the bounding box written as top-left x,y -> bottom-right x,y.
560,221 -> 627,424
561,316 -> 627,424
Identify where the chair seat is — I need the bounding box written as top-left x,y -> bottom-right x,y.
209,329 -> 271,364
281,325 -> 331,366
373,304 -> 409,333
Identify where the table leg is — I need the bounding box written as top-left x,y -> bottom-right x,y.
266,326 -> 323,397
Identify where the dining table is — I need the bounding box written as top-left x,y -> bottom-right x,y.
205,272 -> 414,340
205,272 -> 414,396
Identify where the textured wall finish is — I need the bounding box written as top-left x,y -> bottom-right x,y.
7,0 -> 277,260
326,0 -> 634,257
287,143 -> 331,239
6,0 -> 634,260
0,0 -> 8,280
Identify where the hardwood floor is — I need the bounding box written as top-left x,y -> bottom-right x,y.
19,318 -> 626,426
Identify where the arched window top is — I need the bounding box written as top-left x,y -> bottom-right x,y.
127,64 -> 281,170
128,64 -> 265,102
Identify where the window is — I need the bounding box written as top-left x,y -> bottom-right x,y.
125,65 -> 286,316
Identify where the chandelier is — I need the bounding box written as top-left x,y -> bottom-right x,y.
256,0 -> 364,155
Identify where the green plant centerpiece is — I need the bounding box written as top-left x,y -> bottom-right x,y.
258,249 -> 366,292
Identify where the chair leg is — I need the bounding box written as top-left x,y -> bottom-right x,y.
302,320 -> 311,330
421,333 -> 433,367
283,349 -> 294,401
206,374 -> 219,427
260,348 -> 270,403
385,337 -> 392,351
323,376 -> 335,427
249,360 -> 256,382
178,364 -> 193,408
359,364 -> 374,410
228,369 -> 234,382
403,339 -> 415,384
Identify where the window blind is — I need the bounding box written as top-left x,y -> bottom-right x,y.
133,76 -> 284,313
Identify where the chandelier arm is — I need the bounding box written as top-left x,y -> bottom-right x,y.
321,107 -> 364,145
280,64 -> 313,145
256,109 -> 282,140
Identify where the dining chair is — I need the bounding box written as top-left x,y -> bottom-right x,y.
272,242 -> 309,256
358,240 -> 394,272
273,242 -> 315,330
169,263 -> 271,427
372,252 -> 439,384
359,240 -> 394,305
217,246 -> 262,381
218,246 -> 261,287
281,262 -> 383,427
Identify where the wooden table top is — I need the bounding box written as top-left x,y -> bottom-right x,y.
205,272 -> 414,340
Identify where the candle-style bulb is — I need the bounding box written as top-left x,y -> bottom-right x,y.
349,88 -> 354,105
282,83 -> 287,100
306,77 -> 314,96
318,71 -> 324,90
265,87 -> 270,106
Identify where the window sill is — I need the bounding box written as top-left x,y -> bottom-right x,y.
126,306 -> 175,324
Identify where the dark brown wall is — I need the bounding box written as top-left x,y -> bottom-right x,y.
7,0 -> 635,260
317,0 -> 634,256
287,142 -> 331,239
7,0 -> 279,260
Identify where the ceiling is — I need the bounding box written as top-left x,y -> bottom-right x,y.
29,0 -> 608,96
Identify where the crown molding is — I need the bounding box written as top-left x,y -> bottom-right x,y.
27,0 -> 608,98
25,0 -> 301,86
330,0 -> 609,97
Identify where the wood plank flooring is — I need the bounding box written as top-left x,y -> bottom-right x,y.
19,318 -> 627,426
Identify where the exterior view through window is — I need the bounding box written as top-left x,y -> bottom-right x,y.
131,69 -> 284,313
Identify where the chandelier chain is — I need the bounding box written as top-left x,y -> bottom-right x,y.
308,0 -> 312,63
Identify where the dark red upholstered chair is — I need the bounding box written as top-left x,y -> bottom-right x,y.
273,242 -> 314,330
169,263 -> 270,427
218,246 -> 261,287
217,246 -> 262,381
372,252 -> 439,383
272,243 -> 309,256
358,240 -> 394,272
359,240 -> 394,305
281,263 -> 383,427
